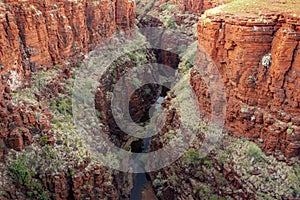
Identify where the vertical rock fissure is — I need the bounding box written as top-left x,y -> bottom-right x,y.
128,49 -> 180,199
129,90 -> 169,200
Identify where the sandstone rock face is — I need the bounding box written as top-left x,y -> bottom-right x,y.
0,1 -> 136,198
0,0 -> 135,152
7,127 -> 32,151
0,0 -> 135,80
191,13 -> 300,158
45,165 -> 117,200
0,88 -> 51,156
116,0 -> 136,30
1,163 -> 118,200
171,0 -> 204,14
148,79 -> 299,199
170,0 -> 224,14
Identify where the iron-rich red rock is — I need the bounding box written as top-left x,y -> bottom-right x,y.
191,13 -> 300,158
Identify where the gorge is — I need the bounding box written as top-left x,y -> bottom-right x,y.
0,0 -> 299,199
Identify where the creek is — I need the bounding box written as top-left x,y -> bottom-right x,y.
130,96 -> 165,200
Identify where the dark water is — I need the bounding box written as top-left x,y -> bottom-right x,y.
131,175 -> 148,199
130,141 -> 151,200
130,97 -> 164,200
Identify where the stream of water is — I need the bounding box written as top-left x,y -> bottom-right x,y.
130,96 -> 164,200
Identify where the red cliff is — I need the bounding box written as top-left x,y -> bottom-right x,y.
0,0 -> 135,152
0,0 -> 135,80
0,1 -> 136,199
170,0 -> 224,14
191,11 -> 300,158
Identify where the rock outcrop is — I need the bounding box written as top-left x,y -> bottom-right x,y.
116,0 -> 136,30
0,93 -> 52,157
149,70 -> 299,200
0,0 -> 135,77
191,12 -> 300,158
0,0 -> 136,153
45,164 -> 117,200
0,2 -> 137,197
170,0 -> 224,14
1,162 -> 118,200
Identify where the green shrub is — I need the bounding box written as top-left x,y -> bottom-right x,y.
203,158 -> 212,167
40,136 -> 48,146
153,172 -> 167,188
195,184 -> 210,197
9,156 -> 50,199
132,77 -> 142,88
217,153 -> 228,165
55,64 -> 61,69
247,143 -> 264,163
0,191 -> 6,196
76,61 -> 83,68
50,97 -> 72,116
9,156 -> 33,187
183,148 -> 201,166
160,3 -> 168,11
164,16 -> 176,28
167,174 -> 178,185
287,128 -> 293,134
69,167 -> 76,176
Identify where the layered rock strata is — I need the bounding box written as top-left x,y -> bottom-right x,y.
170,0 -> 225,14
191,13 -> 300,158
0,0 -> 135,153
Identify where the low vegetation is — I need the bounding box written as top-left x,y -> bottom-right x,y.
9,155 -> 49,200
205,0 -> 300,17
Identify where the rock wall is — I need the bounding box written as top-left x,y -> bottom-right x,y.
191,13 -> 300,158
149,77 -> 299,200
116,0 -> 136,30
1,161 -> 118,200
0,1 -> 136,197
0,0 -> 135,153
170,0 -> 224,14
0,0 -> 135,82
45,164 -> 118,200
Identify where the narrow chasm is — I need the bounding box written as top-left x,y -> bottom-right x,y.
128,51 -> 179,200
129,84 -> 170,200
94,45 -> 181,199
